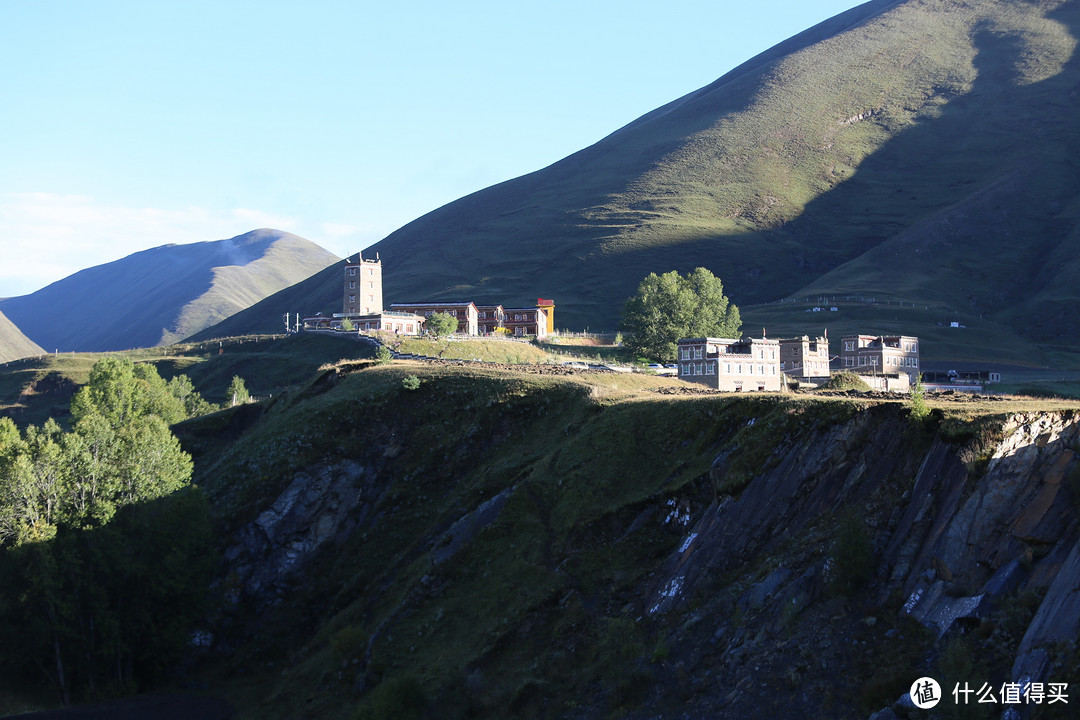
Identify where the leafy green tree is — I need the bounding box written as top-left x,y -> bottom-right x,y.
340,317 -> 355,332
0,356 -> 208,702
167,374 -> 218,418
71,358 -> 185,428
619,267 -> 741,362
227,375 -> 251,407
424,311 -> 458,337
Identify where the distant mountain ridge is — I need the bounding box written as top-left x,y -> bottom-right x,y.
0,310 -> 44,362
198,0 -> 1080,365
0,229 -> 338,353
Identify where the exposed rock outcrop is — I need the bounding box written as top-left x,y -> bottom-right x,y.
646,409 -> 1080,699
222,460 -> 381,603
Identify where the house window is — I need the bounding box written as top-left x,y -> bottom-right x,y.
450,310 -> 457,316
696,363 -> 703,375
349,294 -> 356,303
694,348 -> 703,360
368,268 -> 373,275
725,363 -> 731,374
349,281 -> 356,289
844,340 -> 854,352
349,268 -> 357,276
515,314 -> 523,321
368,281 -> 374,289
706,363 -> 715,375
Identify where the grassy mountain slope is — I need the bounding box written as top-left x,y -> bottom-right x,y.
185,259 -> 348,342
205,0 -> 1080,367
0,311 -> 44,363
0,229 -> 338,353
371,0 -> 1078,332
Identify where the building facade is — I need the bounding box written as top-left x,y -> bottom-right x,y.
779,335 -> 831,380
677,337 -> 782,392
504,307 -> 550,339
475,305 -> 506,335
840,335 -> 920,377
343,253 -> 383,315
537,298 -> 555,335
304,311 -> 423,335
389,302 -> 479,336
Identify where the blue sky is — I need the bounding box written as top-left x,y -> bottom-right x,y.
0,0 -> 866,298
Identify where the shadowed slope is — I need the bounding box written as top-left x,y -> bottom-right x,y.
369,0 -> 1080,332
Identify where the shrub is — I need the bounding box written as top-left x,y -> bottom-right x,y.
355,675 -> 428,720
375,346 -> 393,365
828,509 -> 873,595
331,625 -> 366,665
341,318 -> 355,332
909,373 -> 930,423
401,375 -> 421,391
821,372 -> 872,392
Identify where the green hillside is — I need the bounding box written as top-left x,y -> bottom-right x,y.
0,229 -> 339,353
4,334 -> 1080,718
185,259 -> 348,342
201,0 -> 1080,368
0,311 -> 43,363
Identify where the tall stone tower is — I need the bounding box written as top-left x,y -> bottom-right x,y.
343,252 -> 383,315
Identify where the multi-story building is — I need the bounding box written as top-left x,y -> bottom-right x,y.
389,302 -> 479,336
840,335 -> 920,377
537,298 -> 555,335
677,337 -> 782,392
475,305 -> 506,335
343,253 -> 382,315
779,335 -> 831,380
504,306 -> 550,339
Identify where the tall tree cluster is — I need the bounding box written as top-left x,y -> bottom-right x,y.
0,358 -> 215,704
620,267 -> 742,362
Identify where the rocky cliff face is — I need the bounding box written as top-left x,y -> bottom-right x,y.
642,408 -> 1079,718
